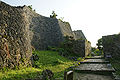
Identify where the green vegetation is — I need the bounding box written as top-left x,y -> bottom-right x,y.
28,5 -> 32,10
48,36 -> 79,58
91,38 -> 103,56
96,38 -> 103,51
92,48 -> 103,56
110,58 -> 120,76
58,36 -> 75,56
0,67 -> 41,80
28,5 -> 36,12
50,11 -> 57,18
59,17 -> 64,22
0,51 -> 74,80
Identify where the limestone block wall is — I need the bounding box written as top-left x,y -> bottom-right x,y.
72,40 -> 91,57
102,34 -> 120,58
0,2 -> 32,68
85,40 -> 91,56
0,1 -> 92,69
58,21 -> 74,37
72,40 -> 85,57
72,30 -> 91,57
73,30 -> 86,40
23,6 -> 74,50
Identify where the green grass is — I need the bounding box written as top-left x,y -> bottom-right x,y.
0,51 -> 74,80
0,67 -> 41,80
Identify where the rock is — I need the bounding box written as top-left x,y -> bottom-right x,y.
32,54 -> 39,61
41,69 -> 54,80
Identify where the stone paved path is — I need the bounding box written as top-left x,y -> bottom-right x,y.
73,56 -> 115,80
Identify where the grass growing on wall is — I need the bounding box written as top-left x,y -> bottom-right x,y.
0,51 -> 74,80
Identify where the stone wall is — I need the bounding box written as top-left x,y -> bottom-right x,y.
72,30 -> 91,57
23,6 -> 74,50
102,34 -> 120,58
73,30 -> 86,40
72,40 -> 91,57
72,40 -> 85,57
85,40 -> 91,56
0,2 -> 32,68
0,1 -> 92,69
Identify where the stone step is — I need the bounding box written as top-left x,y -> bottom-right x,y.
73,72 -> 114,80
74,69 -> 115,75
85,56 -> 104,59
80,61 -> 110,64
80,59 -> 109,64
74,64 -> 115,75
85,57 -> 104,59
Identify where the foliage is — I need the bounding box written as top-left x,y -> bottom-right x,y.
0,51 -> 73,80
58,36 -> 76,57
28,5 -> 36,12
28,5 -> 32,10
32,51 -> 74,79
59,17 -> 64,22
91,47 -> 96,52
91,47 -> 102,56
50,11 -> 57,18
110,58 -> 120,76
94,49 -> 102,56
96,38 -> 103,51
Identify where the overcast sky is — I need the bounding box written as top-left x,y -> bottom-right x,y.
1,0 -> 120,47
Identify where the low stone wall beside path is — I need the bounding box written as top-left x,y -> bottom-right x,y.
102,34 -> 120,58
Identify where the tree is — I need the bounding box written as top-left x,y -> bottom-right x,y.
96,38 -> 103,51
28,5 -> 32,10
50,11 -> 57,18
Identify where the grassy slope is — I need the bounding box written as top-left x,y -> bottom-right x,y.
0,51 -> 74,80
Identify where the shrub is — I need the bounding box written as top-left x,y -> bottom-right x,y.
50,11 -> 57,18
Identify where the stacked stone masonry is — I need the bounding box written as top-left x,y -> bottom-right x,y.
0,1 -> 91,68
73,30 -> 86,40
23,5 -> 74,50
102,34 -> 120,58
0,2 -> 32,68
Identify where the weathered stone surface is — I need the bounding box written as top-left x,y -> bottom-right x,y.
23,6 -> 74,50
72,40 -> 91,57
0,1 -> 92,68
22,4 -> 91,56
73,73 -> 113,80
73,56 -> 115,80
85,40 -> 91,56
75,64 -> 115,71
85,56 -> 103,59
81,59 -> 109,64
73,30 -> 86,40
0,2 -> 32,68
102,34 -> 120,58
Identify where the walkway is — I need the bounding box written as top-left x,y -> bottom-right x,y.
73,56 -> 115,80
